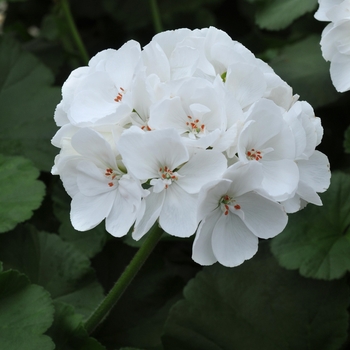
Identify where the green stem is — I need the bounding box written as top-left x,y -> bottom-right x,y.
149,0 -> 163,33
60,0 -> 89,65
84,224 -> 164,334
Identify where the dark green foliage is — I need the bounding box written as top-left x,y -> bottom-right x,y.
0,155 -> 45,233
271,172 -> 350,280
163,244 -> 349,350
0,36 -> 61,171
0,265 -> 55,349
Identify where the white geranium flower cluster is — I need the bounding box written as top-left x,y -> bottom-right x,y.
52,27 -> 330,267
315,0 -> 350,92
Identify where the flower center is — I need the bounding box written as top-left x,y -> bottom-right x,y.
186,115 -> 205,136
159,166 -> 178,189
219,194 -> 241,215
105,167 -> 121,188
246,148 -> 262,161
114,87 -> 125,103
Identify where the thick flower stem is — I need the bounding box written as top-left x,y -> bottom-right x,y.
60,0 -> 89,65
149,0 -> 163,33
84,224 -> 164,334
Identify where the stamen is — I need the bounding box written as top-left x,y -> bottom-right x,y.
158,165 -> 179,189
114,87 -> 125,102
246,148 -> 263,161
220,194 -> 241,215
186,115 -> 205,136
105,167 -> 120,188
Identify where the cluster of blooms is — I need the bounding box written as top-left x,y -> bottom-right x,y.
52,27 -> 330,267
315,0 -> 350,92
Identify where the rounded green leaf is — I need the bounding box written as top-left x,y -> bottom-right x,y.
0,225 -> 104,318
0,154 -> 45,233
0,268 -> 55,350
0,36 -> 60,171
253,0 -> 318,30
163,244 -> 349,350
46,301 -> 106,350
271,172 -> 350,280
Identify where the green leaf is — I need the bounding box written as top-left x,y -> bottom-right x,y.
253,0 -> 318,30
271,172 -> 350,280
0,267 -> 55,349
0,154 -> 45,233
269,35 -> 339,108
163,243 -> 349,350
344,125 -> 350,154
0,225 -> 104,318
0,35 -> 60,171
46,301 -> 106,350
52,182 -> 107,258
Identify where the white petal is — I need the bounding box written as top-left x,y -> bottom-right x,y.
197,179 -> 231,222
236,192 -> 288,239
51,124 -> 79,148
177,150 -> 227,194
118,174 -> 149,204
261,160 -> 299,201
142,41 -> 170,82
298,150 -> 331,193
54,102 -> 70,127
105,40 -> 141,87
224,161 -> 263,197
72,128 -> 117,168
170,45 -> 198,79
297,181 -> 323,206
118,128 -> 189,181
237,100 -> 285,159
281,195 -> 302,214
225,62 -> 266,109
159,184 -> 198,237
192,209 -> 222,266
149,97 -> 188,133
68,72 -> 122,126
70,191 -> 114,231
211,213 -> 258,267
329,51 -> 350,92
76,160 -> 114,196
314,0 -> 343,21
106,191 -> 137,237
133,190 -> 165,240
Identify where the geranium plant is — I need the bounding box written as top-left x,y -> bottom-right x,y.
0,1 -> 349,349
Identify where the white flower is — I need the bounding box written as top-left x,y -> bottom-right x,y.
51,26 -> 330,267
55,40 -> 142,127
192,162 -> 288,267
55,128 -> 148,237
315,0 -> 350,92
237,99 -> 299,201
148,77 -> 227,149
117,127 -> 227,239
282,150 -> 331,212
315,0 -> 347,21
281,101 -> 330,212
